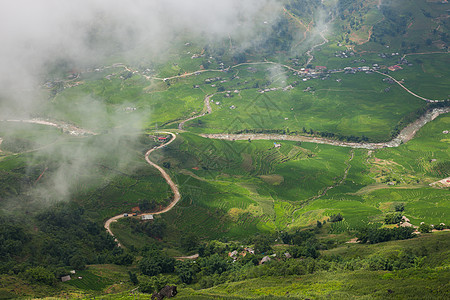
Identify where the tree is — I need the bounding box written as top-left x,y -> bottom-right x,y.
141,219 -> 167,239
394,203 -> 405,212
316,221 -> 323,228
69,254 -> 86,270
139,256 -> 162,276
202,60 -> 210,69
418,223 -> 432,233
139,199 -> 156,211
328,213 -> 343,222
128,271 -> 139,285
139,276 -> 156,293
114,252 -> 134,265
385,212 -> 402,224
181,233 -> 199,252
23,267 -> 55,286
139,250 -> 175,276
233,52 -> 247,64
253,236 -> 272,254
175,261 -> 194,284
199,254 -> 229,275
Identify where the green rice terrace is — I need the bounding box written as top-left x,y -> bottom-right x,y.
0,0 -> 449,299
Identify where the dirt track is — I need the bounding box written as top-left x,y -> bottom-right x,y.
178,94 -> 214,130
374,71 -> 444,102
1,119 -> 96,136
144,132 -> 181,214
104,132 -> 181,246
201,107 -> 450,149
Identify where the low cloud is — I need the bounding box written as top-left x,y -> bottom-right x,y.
0,0 -> 284,208
0,0 -> 283,118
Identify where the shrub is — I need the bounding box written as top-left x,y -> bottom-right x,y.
394,203 -> 405,212
328,213 -> 343,222
418,223 -> 432,233
385,212 -> 402,224
23,267 -> 55,286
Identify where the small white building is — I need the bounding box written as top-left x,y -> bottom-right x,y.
259,256 -> 271,265
141,214 -> 154,220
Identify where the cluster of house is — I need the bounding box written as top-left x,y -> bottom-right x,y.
335,51 -> 356,59
148,134 -> 170,143
388,65 -> 403,72
343,66 -> 372,74
61,270 -> 79,282
259,253 -> 293,265
258,85 -> 294,94
378,52 -> 400,58
228,247 -> 258,262
335,50 -> 401,61
399,216 -> 413,228
204,77 -> 222,84
294,66 -> 328,76
122,209 -> 154,220
124,107 -> 137,112
191,53 -> 204,59
224,90 -> 240,98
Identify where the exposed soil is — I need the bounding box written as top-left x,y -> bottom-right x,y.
178,94 -> 214,130
2,119 -> 96,136
429,177 -> 450,188
201,107 -> 450,150
104,132 -> 181,247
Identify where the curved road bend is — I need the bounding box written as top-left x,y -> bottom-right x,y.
374,71 -> 444,102
104,132 -> 181,247
178,94 -> 214,130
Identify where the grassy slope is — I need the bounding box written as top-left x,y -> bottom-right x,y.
184,67 -> 426,141
86,232 -> 450,300
142,113 -> 448,246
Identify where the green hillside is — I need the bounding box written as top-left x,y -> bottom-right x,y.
0,0 -> 449,298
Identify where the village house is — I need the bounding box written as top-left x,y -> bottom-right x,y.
141,214 -> 154,221
244,247 -> 255,254
388,65 -> 403,72
259,256 -> 271,265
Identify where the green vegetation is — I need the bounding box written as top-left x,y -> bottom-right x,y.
0,0 -> 449,298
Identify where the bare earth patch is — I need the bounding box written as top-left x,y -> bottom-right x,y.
429,177 -> 450,188
259,174 -> 284,185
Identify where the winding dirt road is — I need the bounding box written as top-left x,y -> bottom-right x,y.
374,71 -> 444,102
1,119 -> 96,136
104,131 -> 181,247
201,107 -> 450,150
178,94 -> 214,130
